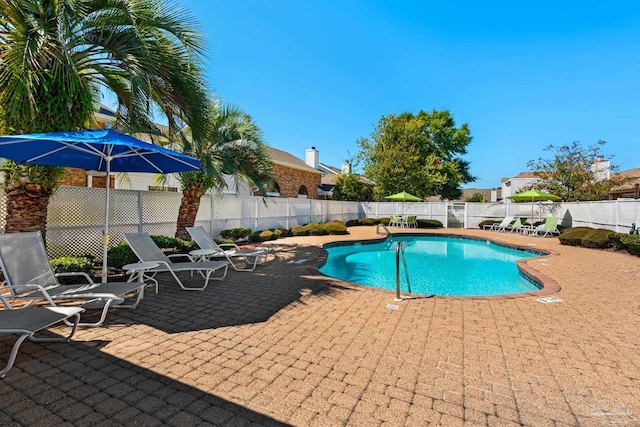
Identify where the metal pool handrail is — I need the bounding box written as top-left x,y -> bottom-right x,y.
395,241 -> 411,301
376,223 -> 390,238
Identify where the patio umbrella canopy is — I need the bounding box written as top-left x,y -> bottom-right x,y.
384,191 -> 422,202
506,190 -> 561,222
385,191 -> 422,216
0,129 -> 202,282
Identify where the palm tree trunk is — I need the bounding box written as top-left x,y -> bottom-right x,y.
175,184 -> 204,240
4,183 -> 53,240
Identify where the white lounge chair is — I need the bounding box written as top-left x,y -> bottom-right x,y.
123,232 -> 229,291
186,226 -> 269,272
0,295 -> 83,378
0,232 -> 144,327
483,216 -> 515,231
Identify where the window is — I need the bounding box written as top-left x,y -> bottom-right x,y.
298,185 -> 308,195
264,181 -> 280,197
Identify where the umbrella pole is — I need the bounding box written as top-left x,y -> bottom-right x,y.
101,158 -> 111,283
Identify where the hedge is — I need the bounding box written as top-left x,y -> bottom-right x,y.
558,227 -> 616,250
610,233 -> 640,256
51,255 -> 95,284
220,227 -> 252,240
107,235 -> 196,269
290,222 -> 350,236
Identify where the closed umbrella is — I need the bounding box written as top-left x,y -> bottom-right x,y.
506,190 -> 561,222
0,129 -> 202,281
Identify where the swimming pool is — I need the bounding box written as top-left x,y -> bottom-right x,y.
319,235 -> 544,297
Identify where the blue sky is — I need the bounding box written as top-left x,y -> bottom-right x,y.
175,0 -> 640,188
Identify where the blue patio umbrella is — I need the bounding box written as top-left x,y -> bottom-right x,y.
0,129 -> 202,281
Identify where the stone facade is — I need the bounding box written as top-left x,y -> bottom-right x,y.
271,164 -> 320,198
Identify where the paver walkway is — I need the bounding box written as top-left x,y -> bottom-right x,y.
1,226 -> 640,426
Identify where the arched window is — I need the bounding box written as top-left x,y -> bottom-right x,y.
298,185 -> 308,195
264,181 -> 280,197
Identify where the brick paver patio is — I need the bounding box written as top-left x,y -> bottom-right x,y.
1,226 -> 640,426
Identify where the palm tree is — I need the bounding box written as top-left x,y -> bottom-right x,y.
173,96 -> 273,240
0,0 -> 208,235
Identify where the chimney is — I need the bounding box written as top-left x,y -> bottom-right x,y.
341,160 -> 351,174
305,147 -> 319,169
592,156 -> 610,181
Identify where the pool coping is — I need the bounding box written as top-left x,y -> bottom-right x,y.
310,232 -> 562,300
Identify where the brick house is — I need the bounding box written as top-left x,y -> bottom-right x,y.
264,147 -> 323,198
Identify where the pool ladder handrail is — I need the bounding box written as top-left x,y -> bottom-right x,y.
395,241 -> 412,301
376,223 -> 390,239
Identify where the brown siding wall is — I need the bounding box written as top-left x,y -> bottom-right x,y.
272,164 -> 321,198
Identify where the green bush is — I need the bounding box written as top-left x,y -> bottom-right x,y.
272,229 -> 283,240
610,233 -> 640,256
219,227 -> 252,240
106,242 -> 138,269
250,230 -> 274,242
323,221 -> 348,235
150,235 -> 197,252
278,228 -> 293,237
580,229 -> 615,249
51,255 -> 95,284
307,223 -> 328,236
379,218 -> 391,226
346,218 -> 380,227
416,219 -> 443,228
558,227 -> 593,246
291,225 -> 309,236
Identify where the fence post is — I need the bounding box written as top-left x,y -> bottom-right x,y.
286,198 -> 291,229
615,200 -> 619,232
464,203 -> 468,229
445,202 -> 449,228
210,195 -> 215,236
137,191 -> 144,233
589,201 -> 592,228
254,196 -> 259,231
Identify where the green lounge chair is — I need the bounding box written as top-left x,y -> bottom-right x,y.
527,217 -> 561,237
505,217 -> 526,233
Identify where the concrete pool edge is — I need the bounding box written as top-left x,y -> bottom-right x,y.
310,232 -> 562,300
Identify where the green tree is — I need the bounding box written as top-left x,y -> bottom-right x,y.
172,96 -> 273,239
0,0 -> 208,235
465,192 -> 487,202
356,109 -> 475,200
525,140 -> 629,201
332,173 -> 374,202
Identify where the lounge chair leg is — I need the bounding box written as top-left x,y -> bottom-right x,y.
0,334 -> 29,378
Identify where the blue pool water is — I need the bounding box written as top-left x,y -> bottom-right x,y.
319,235 -> 543,297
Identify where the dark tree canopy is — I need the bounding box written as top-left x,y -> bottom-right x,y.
356,109 -> 475,200
525,140 -> 630,202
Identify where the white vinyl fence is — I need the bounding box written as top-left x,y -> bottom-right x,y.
0,186 -> 638,259
365,200 -> 640,233
0,187 -> 362,259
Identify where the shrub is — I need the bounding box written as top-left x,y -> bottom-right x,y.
558,227 -> 593,246
610,233 -> 640,256
272,229 -> 283,239
323,221 -> 348,235
379,218 -> 391,226
150,235 -> 197,252
307,223 -> 328,236
278,228 -> 293,237
106,242 -> 138,269
580,228 -> 615,249
250,230 -> 274,242
220,227 -> 252,240
291,225 -> 309,236
50,255 -> 95,284
416,219 -> 443,228
360,218 -> 379,226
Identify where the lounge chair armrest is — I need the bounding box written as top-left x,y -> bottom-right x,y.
2,284 -> 58,306
55,272 -> 95,284
167,253 -> 194,262
219,243 -> 240,251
